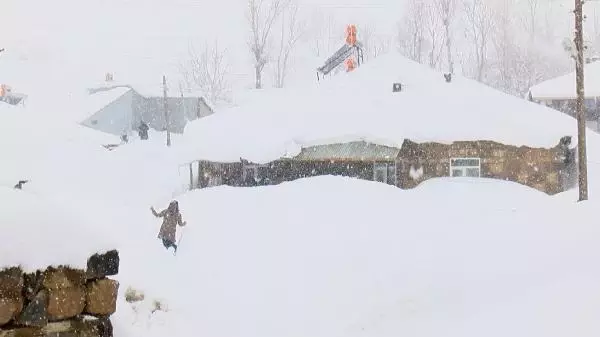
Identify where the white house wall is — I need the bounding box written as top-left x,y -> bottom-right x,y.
84,87 -> 214,136
82,90 -> 134,136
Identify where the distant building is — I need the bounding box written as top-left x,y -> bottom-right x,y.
528,60 -> 600,132
82,81 -> 214,137
184,138 -> 574,195
0,84 -> 27,106
179,52 -> 578,196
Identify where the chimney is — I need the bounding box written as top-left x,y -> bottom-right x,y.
392,83 -> 402,92
105,73 -> 114,82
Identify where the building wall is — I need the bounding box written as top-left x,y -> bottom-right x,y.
82,90 -> 134,136
397,139 -> 574,195
539,98 -> 600,122
86,86 -> 213,136
187,139 -> 574,195
189,159 -> 396,190
276,160 -> 381,183
137,97 -> 205,134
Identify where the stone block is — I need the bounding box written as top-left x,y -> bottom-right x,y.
0,267 -> 23,295
86,251 -> 119,279
16,290 -> 48,328
0,318 -> 112,337
42,267 -> 86,290
84,279 -> 119,317
0,294 -> 23,326
22,271 -> 43,302
47,287 -> 85,321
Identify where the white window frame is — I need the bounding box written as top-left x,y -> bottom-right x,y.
207,163 -> 223,187
242,164 -> 259,181
449,157 -> 481,178
242,164 -> 269,182
373,163 -> 388,183
373,162 -> 397,185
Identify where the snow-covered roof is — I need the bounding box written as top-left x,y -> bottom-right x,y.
529,61 -> 600,100
178,51 -> 578,164
0,49 -> 207,126
87,80 -> 207,99
70,86 -> 133,121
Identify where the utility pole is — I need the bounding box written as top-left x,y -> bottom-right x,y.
162,75 -> 171,147
574,0 -> 588,201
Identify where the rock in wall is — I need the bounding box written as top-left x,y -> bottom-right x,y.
0,250 -> 119,337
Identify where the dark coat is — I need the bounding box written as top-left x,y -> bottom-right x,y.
152,202 -> 185,243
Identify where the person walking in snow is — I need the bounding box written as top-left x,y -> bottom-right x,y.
138,121 -> 149,140
151,200 -> 186,253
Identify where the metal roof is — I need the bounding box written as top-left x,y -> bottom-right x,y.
294,141 -> 400,161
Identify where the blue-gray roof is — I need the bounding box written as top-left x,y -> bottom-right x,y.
294,141 -> 399,161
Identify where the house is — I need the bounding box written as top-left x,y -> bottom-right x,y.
528,61 -> 600,132
81,76 -> 214,137
0,84 -> 27,106
178,51 -> 580,195
183,137 -> 573,195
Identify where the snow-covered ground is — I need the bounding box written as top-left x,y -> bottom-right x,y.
9,172 -> 598,337
7,151 -> 600,337
3,16 -> 600,336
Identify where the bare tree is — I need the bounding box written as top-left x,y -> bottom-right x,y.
435,0 -> 456,74
424,3 -> 445,68
180,40 -> 231,105
359,23 -> 376,60
359,23 -> 391,61
247,0 -> 285,89
523,0 -> 540,41
463,0 -> 495,82
397,0 -> 427,63
308,9 -> 342,58
274,0 -> 305,88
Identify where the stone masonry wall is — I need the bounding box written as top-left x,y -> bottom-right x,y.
397,139 -> 572,195
0,250 -> 119,337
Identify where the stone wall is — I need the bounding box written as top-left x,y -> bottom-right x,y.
0,250 -> 119,337
397,139 -> 574,194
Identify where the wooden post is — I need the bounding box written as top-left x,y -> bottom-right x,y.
574,0 -> 588,201
162,75 -> 171,147
197,161 -> 202,189
189,163 -> 194,191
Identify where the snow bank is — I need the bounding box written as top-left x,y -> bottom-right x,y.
179,52 -> 580,164
115,176 -> 599,337
0,187 -> 116,270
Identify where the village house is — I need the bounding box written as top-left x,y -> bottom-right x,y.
528,60 -> 600,132
82,74 -> 214,138
177,51 -> 578,195
0,84 -> 27,106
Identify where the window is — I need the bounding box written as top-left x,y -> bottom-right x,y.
242,165 -> 258,181
374,163 -> 388,183
373,162 -> 396,185
242,164 -> 269,185
450,158 -> 481,178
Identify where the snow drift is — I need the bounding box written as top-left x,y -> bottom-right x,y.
179,51 -> 582,164
123,176 -> 600,337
